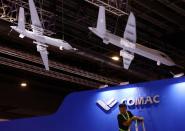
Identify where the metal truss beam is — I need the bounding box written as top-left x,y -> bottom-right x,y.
133,0 -> 185,29
0,45 -> 121,85
57,6 -> 185,68
85,0 -> 128,16
157,0 -> 185,18
0,56 -> 102,88
129,6 -> 174,34
0,0 -> 56,36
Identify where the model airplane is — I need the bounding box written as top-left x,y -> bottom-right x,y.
10,0 -> 74,70
89,6 -> 175,69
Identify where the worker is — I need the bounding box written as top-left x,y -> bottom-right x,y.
117,103 -> 144,131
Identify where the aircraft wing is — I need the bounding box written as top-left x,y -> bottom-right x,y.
36,44 -> 49,70
123,57 -> 133,70
120,50 -> 134,70
29,0 -> 43,35
124,12 -> 136,43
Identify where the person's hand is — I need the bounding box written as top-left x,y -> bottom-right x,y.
139,117 -> 144,121
131,116 -> 138,121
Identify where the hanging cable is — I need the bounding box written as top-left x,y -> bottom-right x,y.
126,0 -> 129,13
62,0 -> 65,40
38,0 -> 44,29
114,16 -> 119,35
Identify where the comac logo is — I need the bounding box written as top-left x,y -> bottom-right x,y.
97,95 -> 160,112
96,98 -> 118,111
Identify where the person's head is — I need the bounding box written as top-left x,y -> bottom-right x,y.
119,104 -> 127,113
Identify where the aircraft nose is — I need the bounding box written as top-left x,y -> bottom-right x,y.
67,44 -> 73,50
171,61 -> 176,66
166,59 -> 176,66
167,57 -> 176,66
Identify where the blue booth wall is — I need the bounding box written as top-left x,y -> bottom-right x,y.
0,77 -> 185,131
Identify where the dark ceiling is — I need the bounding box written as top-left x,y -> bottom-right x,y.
0,0 -> 185,119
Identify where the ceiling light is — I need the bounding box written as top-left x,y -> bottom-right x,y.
119,82 -> 129,85
20,82 -> 27,87
173,73 -> 184,78
111,56 -> 120,61
0,119 -> 9,122
170,72 -> 184,78
99,84 -> 109,89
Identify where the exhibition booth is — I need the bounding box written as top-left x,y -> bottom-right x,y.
0,77 -> 185,131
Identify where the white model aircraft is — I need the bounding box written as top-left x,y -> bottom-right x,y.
89,6 -> 175,69
10,0 -> 74,70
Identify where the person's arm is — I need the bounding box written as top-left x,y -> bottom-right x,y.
122,116 -> 143,126
132,116 -> 144,121
128,111 -> 144,122
122,111 -> 135,126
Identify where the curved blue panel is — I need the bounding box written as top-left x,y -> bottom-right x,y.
0,77 -> 185,131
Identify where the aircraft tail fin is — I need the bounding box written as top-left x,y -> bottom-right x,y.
96,6 -> 106,35
18,7 -> 25,31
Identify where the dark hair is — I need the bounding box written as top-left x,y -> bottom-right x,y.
119,103 -> 127,108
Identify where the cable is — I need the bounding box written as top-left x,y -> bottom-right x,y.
114,16 -> 119,35
62,0 -> 64,40
39,0 -> 44,29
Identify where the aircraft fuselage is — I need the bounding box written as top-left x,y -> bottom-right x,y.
11,26 -> 73,50
89,27 -> 175,66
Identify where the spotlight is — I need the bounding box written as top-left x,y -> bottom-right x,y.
20,82 -> 27,87
0,119 -> 9,122
99,84 -> 109,89
173,73 -> 184,78
170,72 -> 184,78
119,82 -> 129,85
111,56 -> 120,61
